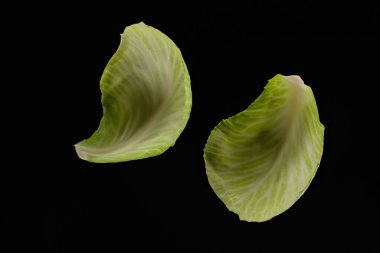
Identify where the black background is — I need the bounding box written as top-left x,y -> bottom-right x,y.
4,2 -> 380,252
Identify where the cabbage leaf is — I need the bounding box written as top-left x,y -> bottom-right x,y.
75,23 -> 192,163
204,74 -> 324,222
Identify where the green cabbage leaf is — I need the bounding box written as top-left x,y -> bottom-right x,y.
75,23 -> 191,163
204,74 -> 324,222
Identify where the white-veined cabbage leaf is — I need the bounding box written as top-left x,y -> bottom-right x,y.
75,23 -> 192,163
204,74 -> 324,222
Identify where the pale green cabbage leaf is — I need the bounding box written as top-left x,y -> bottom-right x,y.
204,74 -> 324,222
75,23 -> 192,163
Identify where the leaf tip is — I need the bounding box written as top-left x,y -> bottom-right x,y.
284,74 -> 304,84
74,145 -> 88,161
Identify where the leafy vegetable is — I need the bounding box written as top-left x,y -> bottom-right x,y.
75,22 -> 192,163
204,74 -> 324,222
